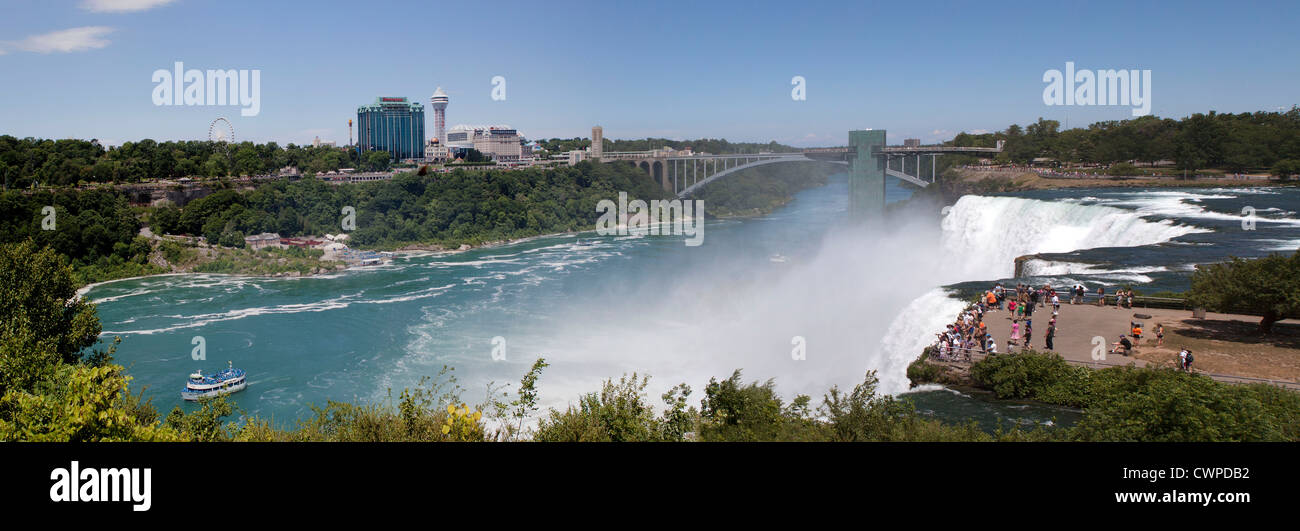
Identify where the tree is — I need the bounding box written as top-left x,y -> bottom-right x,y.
510,358 -> 548,435
1272,159 -> 1298,181
0,241 -> 104,370
698,370 -> 786,441
365,151 -> 391,171
534,373 -> 659,442
150,206 -> 181,235
1188,251 -> 1300,333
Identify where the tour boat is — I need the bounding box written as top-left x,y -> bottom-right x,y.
181,361 -> 247,401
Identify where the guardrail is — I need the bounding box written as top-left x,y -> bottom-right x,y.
927,346 -> 990,364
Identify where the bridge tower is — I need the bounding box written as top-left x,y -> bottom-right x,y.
848,129 -> 887,214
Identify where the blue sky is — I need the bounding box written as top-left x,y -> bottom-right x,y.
2,0 -> 1297,147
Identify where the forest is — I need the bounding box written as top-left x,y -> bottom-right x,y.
0,136 -> 366,188
948,108 -> 1300,174
149,160 -> 672,249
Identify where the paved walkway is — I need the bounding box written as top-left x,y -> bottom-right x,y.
982,301 -> 1300,389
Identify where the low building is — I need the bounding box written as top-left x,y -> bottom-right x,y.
245,232 -> 282,250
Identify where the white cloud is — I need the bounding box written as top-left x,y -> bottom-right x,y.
81,0 -> 178,12
9,27 -> 115,54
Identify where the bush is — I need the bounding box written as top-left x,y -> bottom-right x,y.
534,374 -> 660,442
970,351 -> 1090,407
969,350 -> 1300,441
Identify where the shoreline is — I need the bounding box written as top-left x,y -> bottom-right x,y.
79,227 -> 609,295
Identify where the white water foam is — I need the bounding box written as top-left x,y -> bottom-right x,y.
939,195 -> 1207,278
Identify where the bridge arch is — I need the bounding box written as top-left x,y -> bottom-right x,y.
674,156 -> 846,198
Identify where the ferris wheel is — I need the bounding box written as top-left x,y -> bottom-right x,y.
208,117 -> 234,144
208,117 -> 235,170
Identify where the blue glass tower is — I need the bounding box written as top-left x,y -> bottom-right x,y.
356,97 -> 425,161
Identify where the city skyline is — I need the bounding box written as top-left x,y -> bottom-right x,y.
1,0 -> 1298,147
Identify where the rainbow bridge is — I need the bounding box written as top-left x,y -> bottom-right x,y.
603,130 -> 1002,211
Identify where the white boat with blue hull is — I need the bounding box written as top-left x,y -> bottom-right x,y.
181,361 -> 247,401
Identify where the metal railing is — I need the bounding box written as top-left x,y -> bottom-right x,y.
926,346 -> 990,364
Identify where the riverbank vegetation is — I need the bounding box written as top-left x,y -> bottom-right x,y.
966,351 -> 1300,441
0,188 -> 163,285
945,108 -> 1300,174
149,161 -> 672,250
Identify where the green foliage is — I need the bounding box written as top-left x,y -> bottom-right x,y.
164,397 -> 236,442
698,370 -> 794,441
0,361 -> 179,441
906,349 -> 943,384
1076,368 -> 1300,441
950,108 -> 1300,171
0,241 -> 105,371
0,136 -> 356,187
1272,159 -> 1299,180
0,188 -> 149,284
821,371 -> 994,441
364,151 -> 392,171
534,374 -> 660,442
969,351 -> 1300,441
157,162 -> 671,250
970,351 -> 1092,408
1187,251 -> 1300,333
190,246 -> 336,276
658,383 -> 696,441
1107,162 -> 1140,176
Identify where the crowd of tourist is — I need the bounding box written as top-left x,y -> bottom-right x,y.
930,283 -> 1063,362
928,282 -> 1200,373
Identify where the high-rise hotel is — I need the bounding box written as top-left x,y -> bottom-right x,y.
356,97 -> 425,161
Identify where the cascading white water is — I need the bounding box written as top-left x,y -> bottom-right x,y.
939,195 -> 1206,279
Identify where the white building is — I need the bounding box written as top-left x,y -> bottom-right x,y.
444,124 -> 523,162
